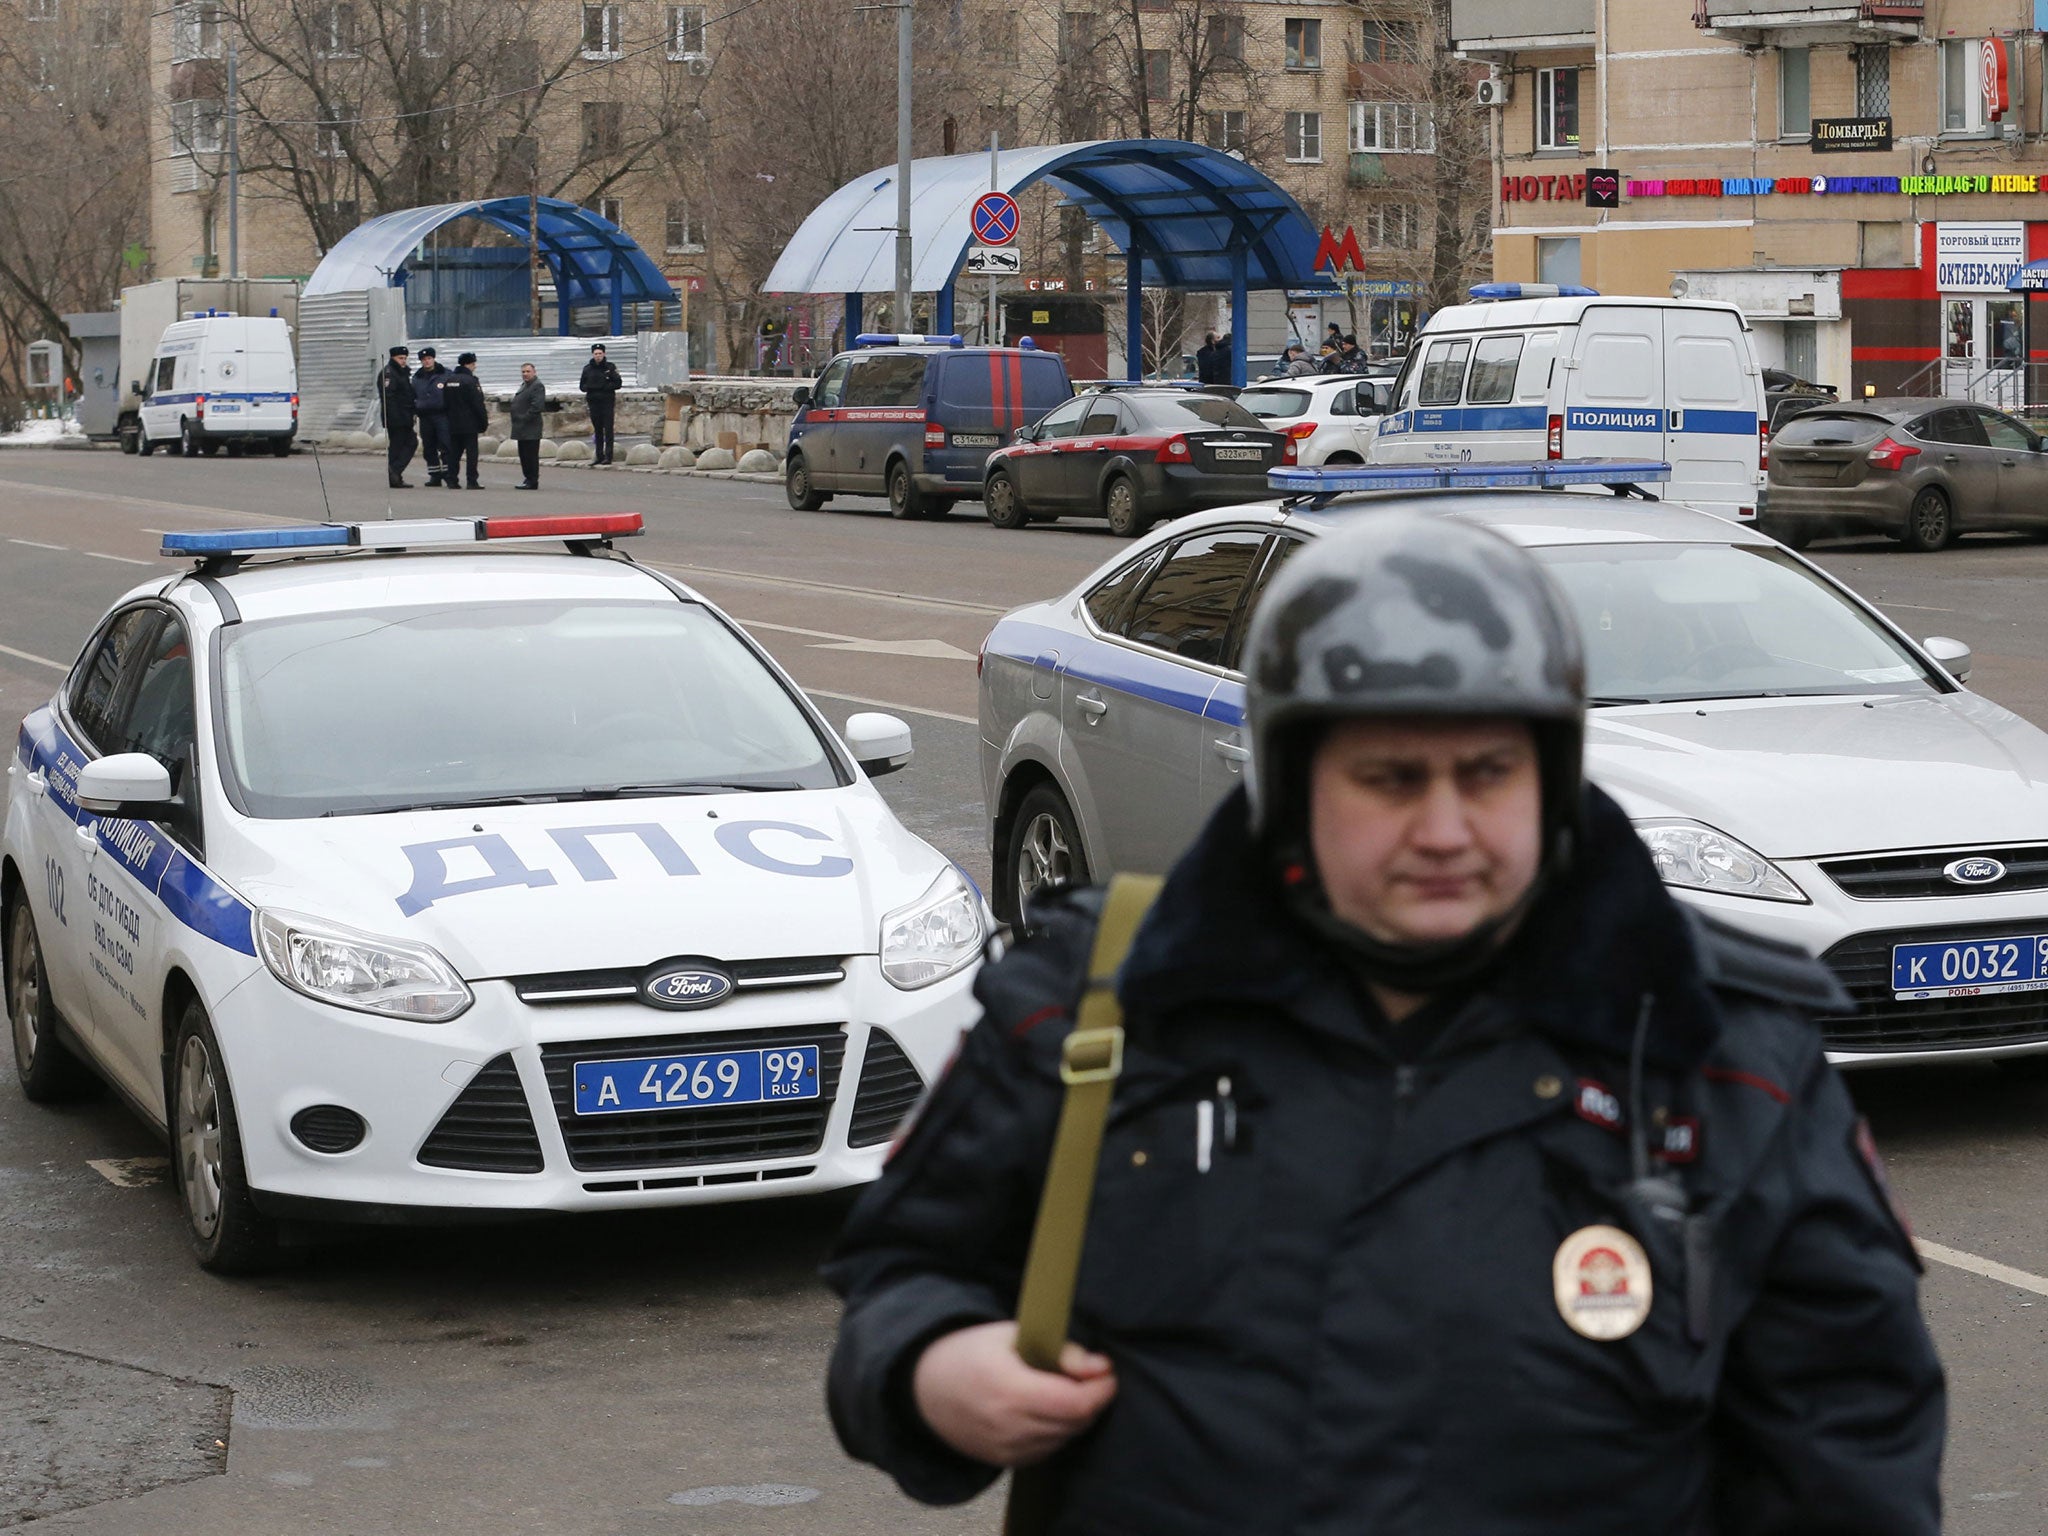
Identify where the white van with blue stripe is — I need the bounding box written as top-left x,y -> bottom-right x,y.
137,314 -> 297,458
1371,285 -> 1766,523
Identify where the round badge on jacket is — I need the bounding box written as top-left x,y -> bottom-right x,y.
1552,1224 -> 1653,1341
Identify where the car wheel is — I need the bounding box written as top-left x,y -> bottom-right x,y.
1902,487 -> 1954,552
785,453 -> 829,511
138,429 -> 156,456
1103,476 -> 1150,538
985,469 -> 1029,529
200,439 -> 221,457
119,423 -> 141,455
171,1001 -> 280,1274
271,437 -> 291,458
1001,783 -> 1090,929
7,894 -> 94,1103
887,460 -> 929,520
225,439 -> 245,459
181,419 -> 203,458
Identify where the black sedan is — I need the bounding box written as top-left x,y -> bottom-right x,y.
982,388 -> 1291,537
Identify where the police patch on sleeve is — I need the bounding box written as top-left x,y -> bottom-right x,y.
1552,1225 -> 1653,1341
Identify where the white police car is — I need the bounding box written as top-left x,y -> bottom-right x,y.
4,514 -> 983,1270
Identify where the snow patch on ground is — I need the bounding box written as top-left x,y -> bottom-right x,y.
0,418 -> 84,445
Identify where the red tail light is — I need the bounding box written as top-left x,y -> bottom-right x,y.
1284,421 -> 1319,441
1155,435 -> 1192,463
924,420 -> 946,448
1282,437 -> 1299,465
1546,413 -> 1563,459
1758,418 -> 1768,473
1866,436 -> 1921,472
291,393 -> 300,419
195,393 -> 206,418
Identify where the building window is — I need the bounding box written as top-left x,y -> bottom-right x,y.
171,0 -> 221,62
980,10 -> 1016,62
1060,9 -> 1092,61
665,200 -> 706,252
25,0 -> 58,19
93,0 -> 120,42
496,37 -> 539,91
1536,67 -> 1579,151
980,103 -> 1019,147
1539,235 -> 1582,286
494,134 -> 538,194
1207,13 -> 1244,63
414,0 -> 446,56
202,206 -> 217,259
1366,203 -> 1418,250
317,1 -> 358,57
28,45 -> 54,88
1284,17 -> 1320,70
316,112 -> 353,158
581,100 -> 623,157
1940,38 -> 2001,136
1360,17 -> 1415,63
1142,47 -> 1170,98
1778,47 -> 1809,139
1855,44 -> 1889,118
667,4 -> 706,59
1285,110 -> 1322,162
582,2 -> 621,58
589,195 -> 624,226
171,97 -> 224,156
1206,108 -> 1247,153
1350,101 -> 1434,153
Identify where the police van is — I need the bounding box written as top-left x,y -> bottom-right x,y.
137,313 -> 298,458
1370,286 -> 1767,522
786,334 -> 1073,518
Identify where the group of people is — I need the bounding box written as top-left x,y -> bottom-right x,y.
376,341 -> 625,492
1195,320 -> 1380,385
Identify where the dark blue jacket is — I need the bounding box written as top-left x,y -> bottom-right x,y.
412,364 -> 447,414
825,786 -> 1944,1536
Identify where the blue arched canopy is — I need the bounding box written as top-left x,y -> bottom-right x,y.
763,140 -> 1339,386
305,197 -> 677,334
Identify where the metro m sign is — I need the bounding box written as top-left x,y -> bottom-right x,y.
1983,37 -> 2010,123
1315,225 -> 1365,273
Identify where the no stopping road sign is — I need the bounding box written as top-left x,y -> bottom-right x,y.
971,192 -> 1020,247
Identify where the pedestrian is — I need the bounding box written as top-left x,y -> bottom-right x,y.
378,345 -> 416,488
580,342 -> 623,465
1316,339 -> 1344,374
509,362 -> 546,491
1282,341 -> 1316,377
824,512 -> 1945,1534
1324,319 -> 1344,352
1195,331 -> 1225,385
1339,333 -> 1367,371
446,352 -> 490,490
412,346 -> 451,488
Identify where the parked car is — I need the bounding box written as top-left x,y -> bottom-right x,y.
981,387 -> 1290,537
784,335 -> 1073,518
1237,375 -> 1388,466
978,461 -> 2044,1069
1763,397 -> 2048,551
136,314 -> 298,458
1763,369 -> 1838,435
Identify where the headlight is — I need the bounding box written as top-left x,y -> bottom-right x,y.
257,909 -> 473,1021
880,868 -> 986,990
1633,820 -> 1807,904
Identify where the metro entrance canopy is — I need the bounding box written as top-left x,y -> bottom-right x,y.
762,139 -> 1339,386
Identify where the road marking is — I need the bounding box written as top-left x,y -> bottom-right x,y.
83,550 -> 154,566
1919,1239 -> 2048,1299
87,1157 -> 169,1188
9,538 -> 67,552
804,688 -> 977,726
0,476 -> 280,523
648,559 -> 1007,617
0,642 -> 66,672
739,616 -> 975,662
1883,602 -> 1959,614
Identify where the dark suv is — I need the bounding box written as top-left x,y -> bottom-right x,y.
784,336 -> 1074,518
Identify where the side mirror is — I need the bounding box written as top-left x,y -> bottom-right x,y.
75,753 -> 174,817
845,712 -> 913,777
1923,635 -> 1972,683
1015,425 -> 1037,443
130,380 -> 144,398
791,385 -> 812,408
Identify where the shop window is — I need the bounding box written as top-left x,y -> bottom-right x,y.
1778,47 -> 1809,140
1536,67 -> 1579,151
1854,44 -> 1889,118
1539,236 -> 1582,287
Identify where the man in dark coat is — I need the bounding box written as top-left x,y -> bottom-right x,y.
579,342 -> 623,464
825,513 -> 1945,1535
1194,331 -> 1224,385
445,352 -> 490,489
412,347 -> 451,487
379,345 -> 416,488
509,362 -> 546,490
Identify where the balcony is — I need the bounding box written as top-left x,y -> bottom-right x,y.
1692,0 -> 1922,45
1450,0 -> 1593,61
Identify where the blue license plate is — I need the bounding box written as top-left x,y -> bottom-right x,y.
1891,934 -> 2048,999
572,1045 -> 820,1116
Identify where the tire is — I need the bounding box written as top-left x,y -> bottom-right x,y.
886,460 -> 929,520
200,440 -> 221,457
985,469 -> 1029,529
138,429 -> 156,456
1103,475 -> 1150,538
1000,782 -> 1090,930
1902,487 -> 1954,552
181,419 -> 203,458
7,894 -> 95,1103
785,453 -> 828,511
171,1000 -> 281,1273
119,423 -> 141,455
271,437 -> 291,458
225,440 -> 245,459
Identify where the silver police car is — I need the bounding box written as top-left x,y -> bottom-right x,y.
979,460 -> 2048,1067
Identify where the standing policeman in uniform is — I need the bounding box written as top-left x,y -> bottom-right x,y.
580,342 -> 623,464
379,345 -> 415,488
826,513 -> 1944,1534
412,346 -> 451,487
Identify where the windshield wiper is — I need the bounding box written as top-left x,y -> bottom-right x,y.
566,780 -> 806,799
1588,696 -> 1655,707
323,791 -> 569,816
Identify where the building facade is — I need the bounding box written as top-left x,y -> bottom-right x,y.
1455,0 -> 2048,402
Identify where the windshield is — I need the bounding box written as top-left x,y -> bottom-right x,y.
1132,394 -> 1264,430
217,599 -> 842,817
1237,388 -> 1313,421
1535,543 -> 1943,704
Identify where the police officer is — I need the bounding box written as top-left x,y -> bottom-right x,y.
825,513 -> 1944,1534
579,342 -> 623,464
412,346 -> 451,487
379,345 -> 416,488
445,352 -> 490,490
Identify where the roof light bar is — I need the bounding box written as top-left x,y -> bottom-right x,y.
853,333 -> 966,348
1267,459 -> 1672,497
160,513 -> 643,560
1467,282 -> 1601,301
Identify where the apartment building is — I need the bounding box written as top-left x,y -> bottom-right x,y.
1454,0 -> 2048,400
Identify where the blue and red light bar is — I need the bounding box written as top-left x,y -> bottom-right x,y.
160,513 -> 643,559
1267,460 -> 1672,497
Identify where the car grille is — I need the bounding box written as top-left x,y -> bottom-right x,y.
417,1055 -> 546,1173
538,1025 -> 847,1172
511,955 -> 847,1005
1819,923 -> 2048,1052
1819,845 -> 2048,900
847,1029 -> 925,1148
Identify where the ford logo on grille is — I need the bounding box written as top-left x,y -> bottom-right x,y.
1943,857 -> 2008,887
640,964 -> 735,1010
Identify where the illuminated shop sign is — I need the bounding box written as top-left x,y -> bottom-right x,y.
1811,116 -> 1893,152
1620,174 -> 2042,199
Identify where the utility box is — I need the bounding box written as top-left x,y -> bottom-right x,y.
62,311 -> 123,439
24,340 -> 60,391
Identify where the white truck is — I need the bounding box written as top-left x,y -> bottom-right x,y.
114,278 -> 299,455
136,314 -> 299,457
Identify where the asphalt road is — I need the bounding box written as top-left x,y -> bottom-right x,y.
1,445 -> 2046,1532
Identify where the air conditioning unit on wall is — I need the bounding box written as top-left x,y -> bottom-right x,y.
1476,76 -> 1510,107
